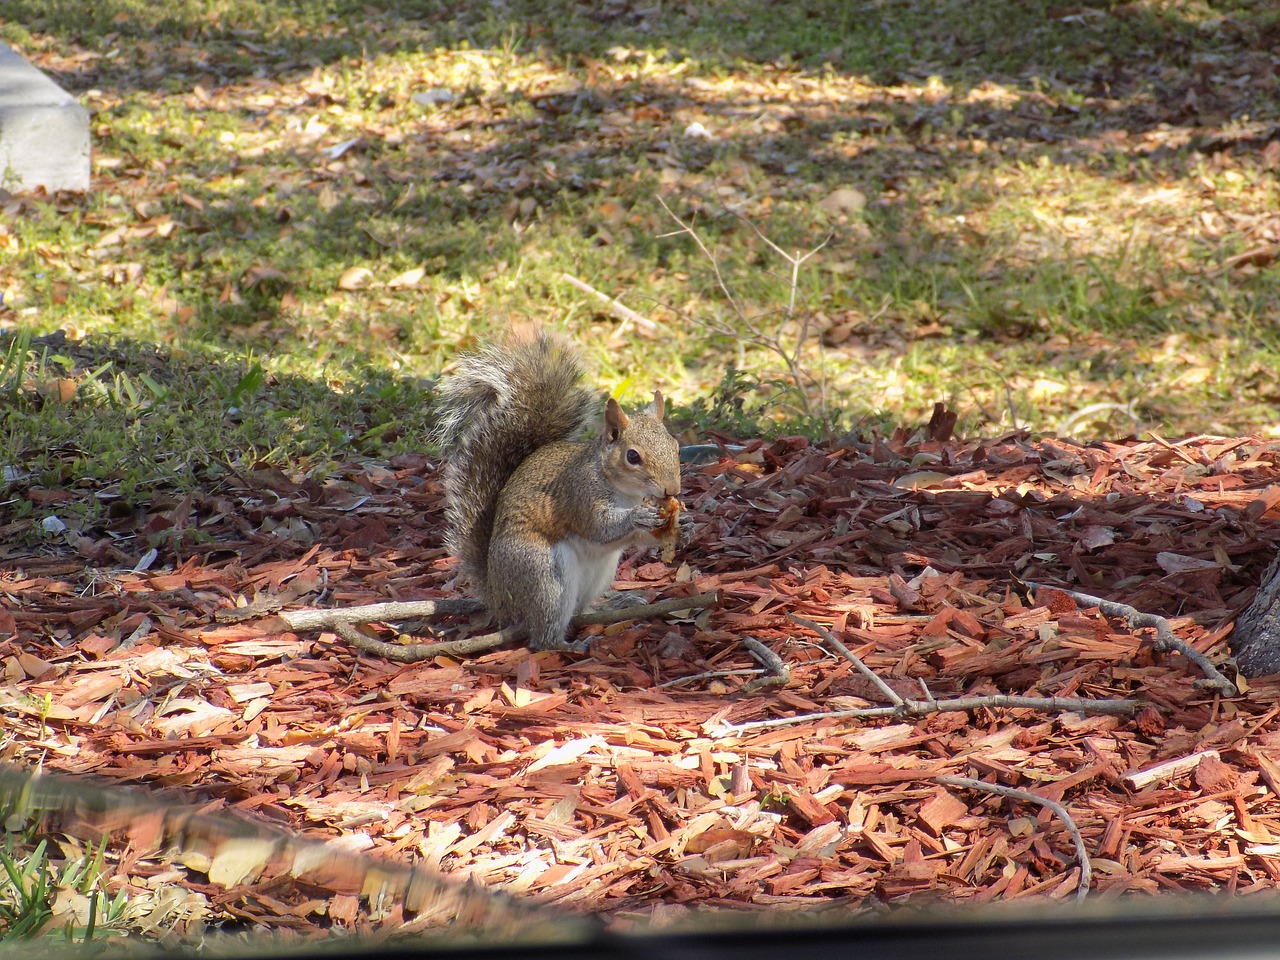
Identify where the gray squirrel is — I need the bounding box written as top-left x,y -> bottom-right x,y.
436,331 -> 682,651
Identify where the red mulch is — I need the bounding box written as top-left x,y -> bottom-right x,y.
4,429 -> 1280,935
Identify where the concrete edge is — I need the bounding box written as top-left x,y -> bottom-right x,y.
0,41 -> 90,193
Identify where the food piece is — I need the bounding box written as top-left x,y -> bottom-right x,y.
653,496 -> 681,564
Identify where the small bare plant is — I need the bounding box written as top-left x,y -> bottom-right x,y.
657,195 -> 834,431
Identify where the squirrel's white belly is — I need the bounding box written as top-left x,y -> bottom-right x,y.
556,536 -> 624,614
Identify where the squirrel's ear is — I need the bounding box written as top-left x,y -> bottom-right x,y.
651,390 -> 665,421
605,397 -> 629,440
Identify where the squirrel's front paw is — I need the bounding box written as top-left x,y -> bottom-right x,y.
631,502 -> 664,530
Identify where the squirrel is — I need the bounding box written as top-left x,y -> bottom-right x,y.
435,331 -> 682,651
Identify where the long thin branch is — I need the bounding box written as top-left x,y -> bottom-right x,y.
1025,582 -> 1237,697
719,693 -> 1140,734
783,615 -> 1137,723
935,775 -> 1092,902
659,669 -> 763,689
569,591 -> 719,625
282,592 -> 715,633
316,592 -> 720,663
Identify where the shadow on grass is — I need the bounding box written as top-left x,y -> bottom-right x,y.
9,0 -> 1280,106
0,331 -> 439,507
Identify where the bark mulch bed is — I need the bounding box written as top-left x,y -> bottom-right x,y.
4,427 -> 1280,940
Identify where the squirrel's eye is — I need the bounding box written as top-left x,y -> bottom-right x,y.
626,449 -> 642,466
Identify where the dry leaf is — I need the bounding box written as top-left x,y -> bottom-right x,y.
1077,525 -> 1117,551
819,186 -> 867,218
208,838 -> 275,887
1156,551 -> 1220,574
242,264 -> 289,287
338,266 -> 373,290
39,378 -> 78,403
893,470 -> 951,490
387,266 -> 425,288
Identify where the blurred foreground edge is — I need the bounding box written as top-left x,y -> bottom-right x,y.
3,764 -> 1279,959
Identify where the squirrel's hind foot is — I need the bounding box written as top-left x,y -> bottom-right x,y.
527,634 -> 593,653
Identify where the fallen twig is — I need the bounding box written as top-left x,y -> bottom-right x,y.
333,621 -> 516,662
738,637 -> 790,693
792,615 -> 904,707
718,693 -> 1140,735
658,669 -> 763,689
1026,582 -> 1238,697
561,273 -> 658,333
311,592 -> 720,662
280,598 -> 483,631
915,677 -> 938,707
568,591 -> 720,626
759,616 -> 1140,731
935,775 -> 1092,902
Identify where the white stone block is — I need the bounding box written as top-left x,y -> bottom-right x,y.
0,42 -> 90,193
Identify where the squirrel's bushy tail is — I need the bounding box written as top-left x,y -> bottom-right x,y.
435,331 -> 597,587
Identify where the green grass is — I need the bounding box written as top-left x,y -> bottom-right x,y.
1,0 -> 1279,528
0,828 -> 129,942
